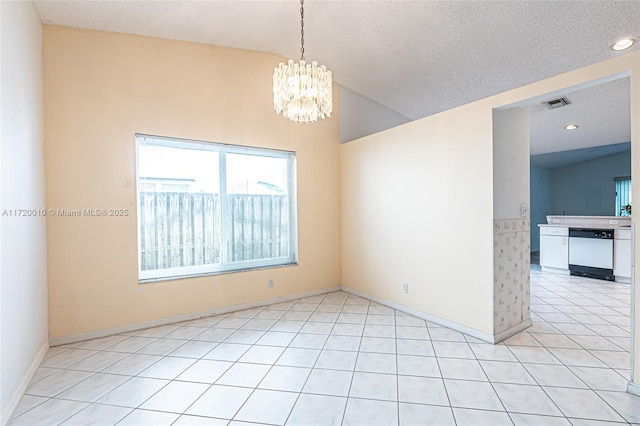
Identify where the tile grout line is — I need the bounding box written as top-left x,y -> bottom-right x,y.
112,312 -> 245,424
162,300 -> 304,423
91,309 -> 251,424
219,295 -> 331,424
272,293 -> 349,424
395,307 -> 401,426
336,295 -> 368,425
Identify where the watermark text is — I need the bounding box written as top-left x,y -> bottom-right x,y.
2,208 -> 130,217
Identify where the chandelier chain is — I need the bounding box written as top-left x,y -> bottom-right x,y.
300,0 -> 305,61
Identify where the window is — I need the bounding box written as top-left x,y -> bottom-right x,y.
615,177 -> 632,216
136,134 -> 297,281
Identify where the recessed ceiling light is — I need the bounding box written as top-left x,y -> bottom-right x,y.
611,38 -> 636,51
564,124 -> 578,130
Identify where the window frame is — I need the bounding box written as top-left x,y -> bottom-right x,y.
135,134 -> 298,283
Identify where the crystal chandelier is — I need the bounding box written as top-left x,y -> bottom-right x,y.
273,0 -> 332,123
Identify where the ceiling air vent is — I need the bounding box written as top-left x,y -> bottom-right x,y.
542,97 -> 572,110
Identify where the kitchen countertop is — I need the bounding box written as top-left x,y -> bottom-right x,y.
538,223 -> 631,230
540,215 -> 631,230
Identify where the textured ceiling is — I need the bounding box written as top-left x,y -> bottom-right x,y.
33,0 -> 638,155
526,77 -> 631,156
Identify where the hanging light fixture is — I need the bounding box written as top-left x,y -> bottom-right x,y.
273,0 -> 332,123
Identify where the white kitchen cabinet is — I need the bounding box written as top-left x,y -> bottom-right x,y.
540,227 -> 569,272
614,229 -> 631,282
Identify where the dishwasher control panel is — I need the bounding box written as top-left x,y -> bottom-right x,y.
569,228 -> 613,239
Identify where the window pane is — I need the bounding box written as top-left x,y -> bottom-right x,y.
138,143 -> 221,273
226,153 -> 290,262
615,178 -> 631,216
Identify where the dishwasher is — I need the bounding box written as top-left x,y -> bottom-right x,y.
568,228 -> 614,281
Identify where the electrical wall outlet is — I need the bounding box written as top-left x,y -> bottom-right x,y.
268,279 -> 274,288
610,220 -> 619,225
402,283 -> 408,293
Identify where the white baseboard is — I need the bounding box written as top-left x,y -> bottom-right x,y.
50,286 -> 342,346
493,319 -> 533,343
1,340 -> 49,425
540,266 -> 570,275
341,286 -> 532,344
627,381 -> 640,397
341,286 -> 500,344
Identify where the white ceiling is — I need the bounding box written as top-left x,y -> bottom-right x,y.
526,77 -> 631,156
33,0 -> 638,156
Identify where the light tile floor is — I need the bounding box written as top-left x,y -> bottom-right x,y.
9,270 -> 640,425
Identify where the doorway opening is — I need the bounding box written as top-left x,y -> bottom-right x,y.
497,72 -> 634,389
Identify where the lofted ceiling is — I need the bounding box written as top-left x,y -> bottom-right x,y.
33,1 -> 638,156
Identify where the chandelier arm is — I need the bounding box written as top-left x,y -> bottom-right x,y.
300,0 -> 305,61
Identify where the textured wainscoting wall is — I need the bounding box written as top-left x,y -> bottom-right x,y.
493,219 -> 531,335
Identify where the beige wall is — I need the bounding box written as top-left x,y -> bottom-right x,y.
341,102 -> 496,334
43,26 -> 341,339
1,2 -> 48,422
341,52 -> 640,343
